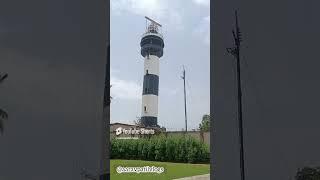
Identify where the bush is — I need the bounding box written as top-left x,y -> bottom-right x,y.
295,167 -> 320,180
110,134 -> 210,163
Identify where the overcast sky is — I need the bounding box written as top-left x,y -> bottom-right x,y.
110,0 -> 210,131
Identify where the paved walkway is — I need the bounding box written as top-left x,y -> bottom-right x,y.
172,174 -> 210,180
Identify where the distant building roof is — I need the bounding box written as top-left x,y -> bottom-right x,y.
110,122 -> 137,126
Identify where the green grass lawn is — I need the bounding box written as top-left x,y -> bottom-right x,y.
110,159 -> 210,180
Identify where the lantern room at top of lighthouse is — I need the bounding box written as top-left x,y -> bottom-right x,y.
147,22 -> 158,33
140,16 -> 165,58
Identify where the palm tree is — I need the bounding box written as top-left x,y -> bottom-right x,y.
0,73 -> 8,135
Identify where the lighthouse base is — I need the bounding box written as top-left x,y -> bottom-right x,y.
141,116 -> 157,127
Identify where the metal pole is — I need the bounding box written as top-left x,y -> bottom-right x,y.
236,32 -> 245,180
235,11 -> 245,180
227,10 -> 246,180
182,66 -> 187,132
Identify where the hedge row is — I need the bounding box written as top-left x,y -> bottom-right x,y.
111,135 -> 210,163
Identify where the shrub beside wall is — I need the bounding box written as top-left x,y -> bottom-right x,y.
111,135 -> 210,163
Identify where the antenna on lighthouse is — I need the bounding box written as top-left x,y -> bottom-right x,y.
144,16 -> 162,34
145,16 -> 162,27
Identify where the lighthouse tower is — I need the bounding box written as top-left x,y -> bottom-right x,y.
140,17 -> 164,127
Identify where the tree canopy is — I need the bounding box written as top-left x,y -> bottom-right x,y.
199,114 -> 210,132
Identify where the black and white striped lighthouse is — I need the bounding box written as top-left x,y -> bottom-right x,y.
140,17 -> 164,127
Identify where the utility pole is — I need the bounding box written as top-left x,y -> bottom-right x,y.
227,10 -> 246,180
181,66 -> 187,132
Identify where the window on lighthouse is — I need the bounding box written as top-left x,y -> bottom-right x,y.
144,106 -> 147,112
146,70 -> 148,74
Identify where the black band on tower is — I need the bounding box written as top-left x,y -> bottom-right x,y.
141,116 -> 157,127
142,74 -> 159,95
140,35 -> 164,58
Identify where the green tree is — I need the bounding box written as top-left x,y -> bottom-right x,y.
199,114 -> 210,132
295,167 -> 320,180
0,73 -> 8,135
133,116 -> 142,126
